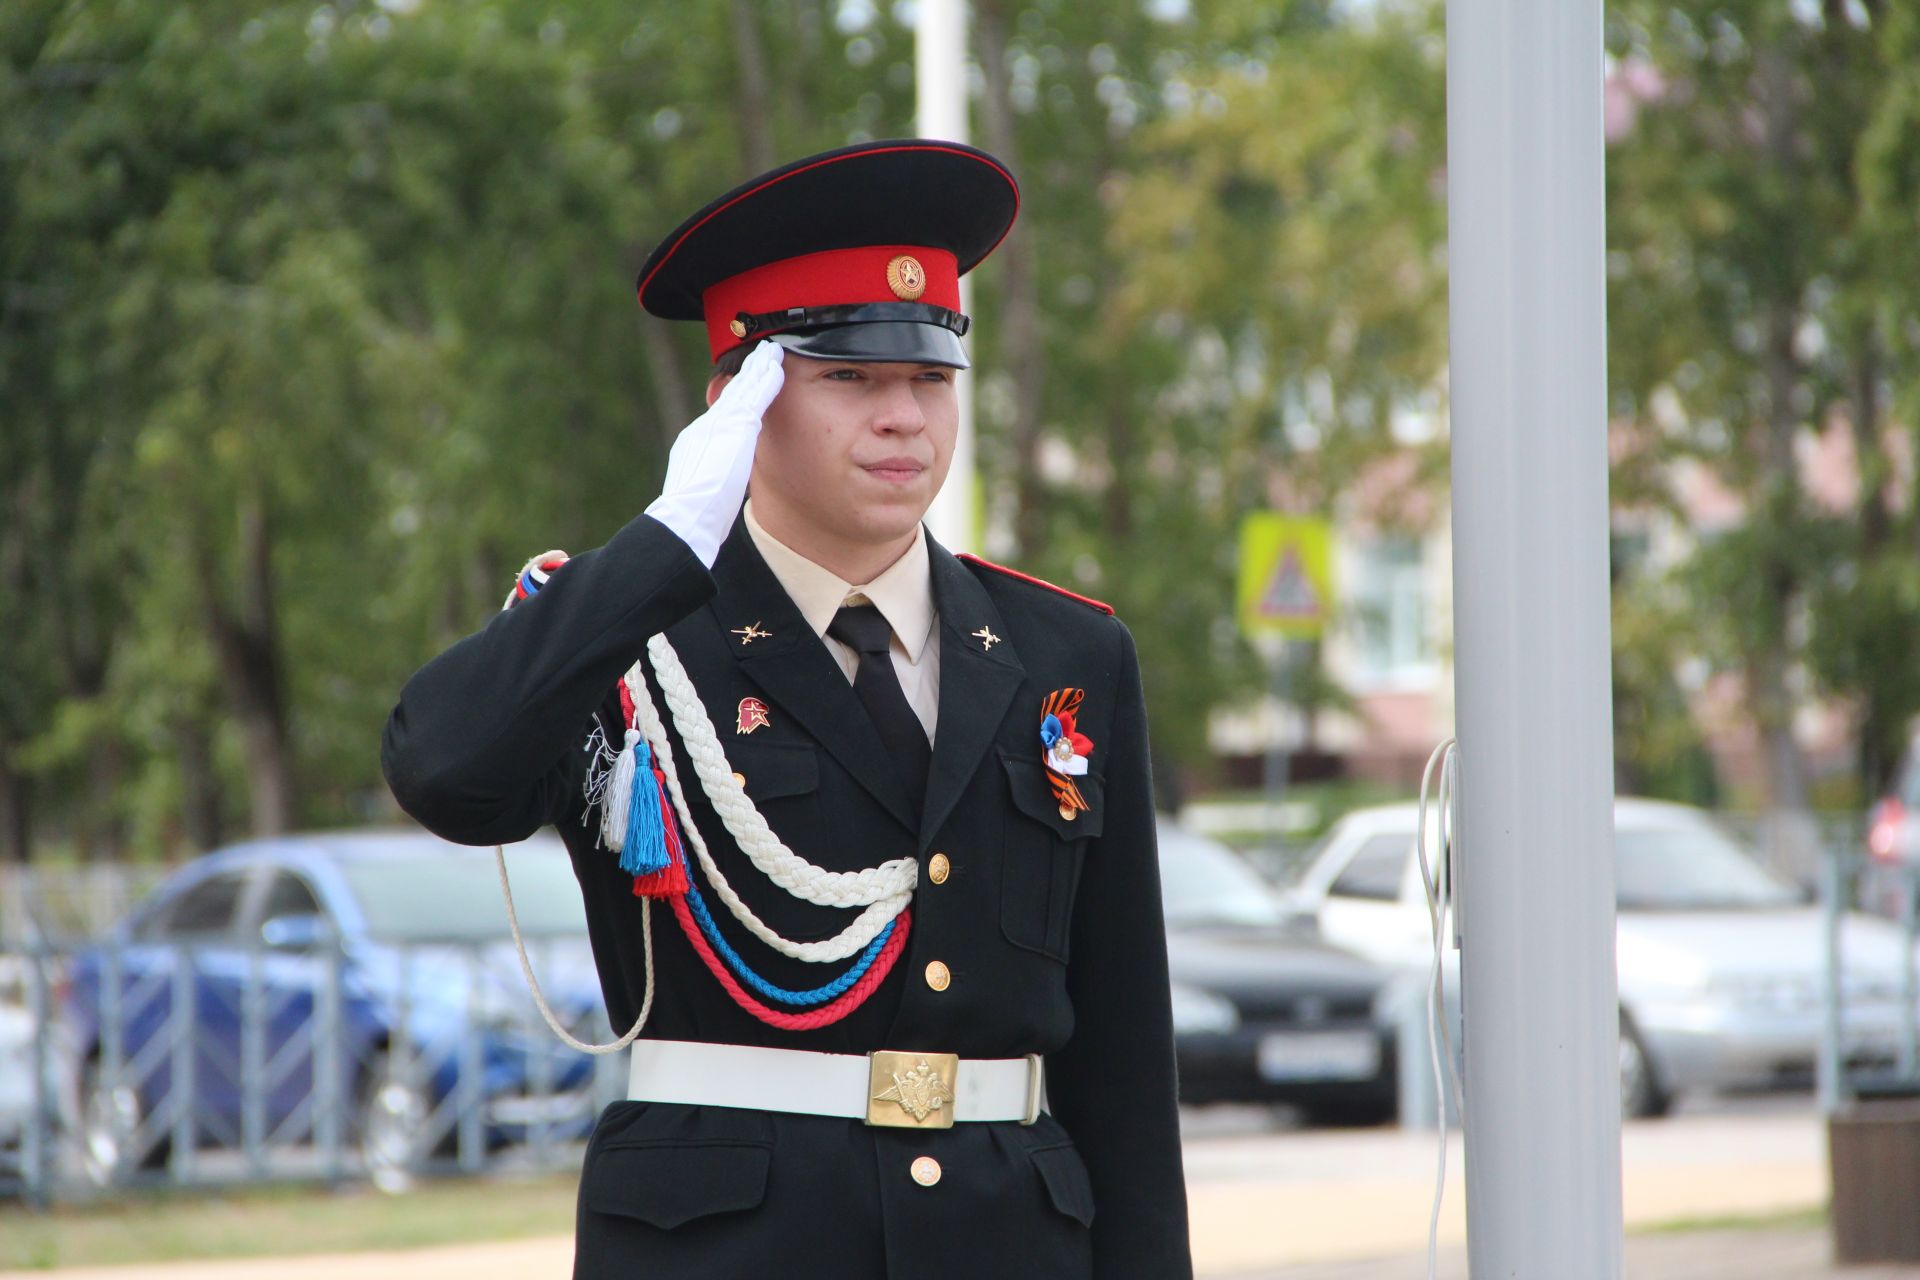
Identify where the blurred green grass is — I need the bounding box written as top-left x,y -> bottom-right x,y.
0,1173 -> 578,1270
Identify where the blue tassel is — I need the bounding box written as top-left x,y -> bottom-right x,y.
618,738 -> 670,878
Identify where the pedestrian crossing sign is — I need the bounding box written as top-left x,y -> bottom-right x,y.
1237,514 -> 1333,639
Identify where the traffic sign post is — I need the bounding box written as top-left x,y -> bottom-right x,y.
1236,514 -> 1332,643
1237,516 -> 1334,842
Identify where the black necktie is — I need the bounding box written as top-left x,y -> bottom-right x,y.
827,604 -> 931,814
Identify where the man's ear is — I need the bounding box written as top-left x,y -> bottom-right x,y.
705,374 -> 730,408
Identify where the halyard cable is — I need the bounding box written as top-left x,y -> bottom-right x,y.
1414,738 -> 1463,1280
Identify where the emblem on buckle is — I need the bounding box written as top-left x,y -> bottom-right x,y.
867,1051 -> 958,1128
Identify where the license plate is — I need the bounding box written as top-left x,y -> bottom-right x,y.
1257,1030 -> 1380,1082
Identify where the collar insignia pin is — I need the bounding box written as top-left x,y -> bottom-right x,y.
731,621 -> 773,645
972,626 -> 1000,651
736,697 -> 771,735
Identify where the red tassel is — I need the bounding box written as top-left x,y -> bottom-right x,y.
631,768 -> 691,898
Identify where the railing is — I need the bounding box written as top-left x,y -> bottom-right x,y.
1820,851 -> 1920,1113
0,917 -> 628,1205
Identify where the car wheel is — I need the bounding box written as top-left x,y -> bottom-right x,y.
355,1050 -> 432,1195
78,1058 -> 165,1187
1619,1012 -> 1670,1120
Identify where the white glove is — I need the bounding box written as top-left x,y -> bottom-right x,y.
644,341 -> 785,568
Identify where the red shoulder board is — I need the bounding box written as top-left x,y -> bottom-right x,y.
957,553 -> 1114,615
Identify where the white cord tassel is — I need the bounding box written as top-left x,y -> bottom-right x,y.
599,727 -> 640,854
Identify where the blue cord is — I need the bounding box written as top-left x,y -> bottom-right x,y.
682,877 -> 894,1005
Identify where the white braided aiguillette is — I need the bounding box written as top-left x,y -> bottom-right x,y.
626,639 -> 914,964
643,637 -> 917,905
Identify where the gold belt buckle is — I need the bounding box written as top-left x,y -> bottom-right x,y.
866,1050 -> 959,1129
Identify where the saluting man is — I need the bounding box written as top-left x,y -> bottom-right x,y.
381,140 -> 1192,1279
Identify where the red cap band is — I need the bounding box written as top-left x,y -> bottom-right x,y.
701,245 -> 960,360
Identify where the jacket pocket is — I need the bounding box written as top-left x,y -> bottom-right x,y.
728,739 -> 819,802
1027,1140 -> 1096,1227
582,1138 -> 772,1230
999,752 -> 1101,962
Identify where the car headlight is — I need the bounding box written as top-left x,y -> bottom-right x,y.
1168,983 -> 1239,1035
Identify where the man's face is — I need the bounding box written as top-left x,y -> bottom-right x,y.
721,354 -> 959,548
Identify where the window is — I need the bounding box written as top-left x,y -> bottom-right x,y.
257,872 -> 322,925
148,871 -> 250,939
1330,834 -> 1411,902
1349,535 -> 1433,682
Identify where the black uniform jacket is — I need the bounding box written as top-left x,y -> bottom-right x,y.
382,510 -> 1193,1280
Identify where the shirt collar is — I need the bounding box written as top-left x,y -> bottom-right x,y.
743,499 -> 936,663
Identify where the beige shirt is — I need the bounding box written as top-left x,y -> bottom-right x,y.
743,499 -> 940,743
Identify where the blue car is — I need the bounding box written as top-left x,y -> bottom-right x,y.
60,829 -> 608,1191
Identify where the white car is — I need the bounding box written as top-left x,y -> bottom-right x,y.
0,958 -> 44,1174
1288,798 -> 1920,1117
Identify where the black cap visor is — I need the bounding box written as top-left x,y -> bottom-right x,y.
770,322 -> 971,369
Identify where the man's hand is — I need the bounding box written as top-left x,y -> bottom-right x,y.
644,341 -> 786,567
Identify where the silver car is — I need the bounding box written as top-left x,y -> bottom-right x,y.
1287,798 -> 1920,1117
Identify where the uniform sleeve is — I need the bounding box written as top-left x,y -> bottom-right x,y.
381,513 -> 715,846
1047,621 -> 1194,1278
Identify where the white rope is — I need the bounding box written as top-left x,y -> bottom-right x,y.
628,637 -> 915,963
1414,738 -> 1463,1280
644,636 -> 918,906
495,843 -> 652,1054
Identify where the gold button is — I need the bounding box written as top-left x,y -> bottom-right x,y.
731,772 -> 746,787
928,853 -> 950,885
728,318 -> 748,338
924,960 -> 951,992
910,1155 -> 942,1186
1058,804 -> 1077,822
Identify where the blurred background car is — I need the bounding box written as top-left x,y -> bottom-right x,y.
1288,798 -> 1920,1118
59,830 -> 606,1192
1863,724 -> 1920,918
1158,820 -> 1398,1127
1,957 -> 46,1179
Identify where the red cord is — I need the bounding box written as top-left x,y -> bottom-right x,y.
667,895 -> 911,1030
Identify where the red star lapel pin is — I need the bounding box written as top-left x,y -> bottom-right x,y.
736,697 -> 771,735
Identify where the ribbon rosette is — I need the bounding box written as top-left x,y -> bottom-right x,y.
1039,710 -> 1094,777
1037,688 -> 1094,816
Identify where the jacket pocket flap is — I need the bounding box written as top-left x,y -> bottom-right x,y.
1027,1142 -> 1096,1227
1001,752 -> 1104,840
583,1139 -> 772,1229
731,740 -> 819,801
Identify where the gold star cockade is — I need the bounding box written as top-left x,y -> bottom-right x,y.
731,621 -> 773,645
972,626 -> 1001,651
873,1058 -> 956,1122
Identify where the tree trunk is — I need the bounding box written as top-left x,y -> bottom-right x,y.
1745,305 -> 1811,816
203,493 -> 295,836
0,745 -> 28,865
730,0 -> 776,176
975,0 -> 1049,560
174,715 -> 225,853
638,312 -> 696,448
1851,334 -> 1888,552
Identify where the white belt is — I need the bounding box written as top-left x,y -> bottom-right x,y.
626,1039 -> 1047,1129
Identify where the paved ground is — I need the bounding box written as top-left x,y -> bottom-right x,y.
4,1101 -> 1908,1279
1179,1104 -> 1827,1273
1229,1227 -> 1920,1279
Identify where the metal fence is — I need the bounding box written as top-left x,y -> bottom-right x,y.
1820,852 -> 1920,1112
0,866 -> 628,1206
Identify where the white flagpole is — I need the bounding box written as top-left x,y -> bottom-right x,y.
915,0 -> 976,554
1446,0 -> 1624,1273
